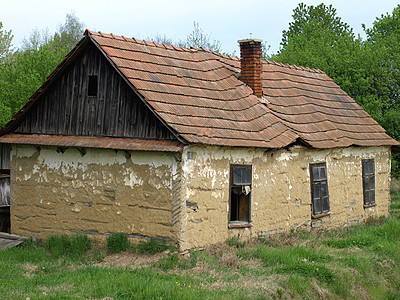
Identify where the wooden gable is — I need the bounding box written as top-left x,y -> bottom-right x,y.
12,41 -> 177,141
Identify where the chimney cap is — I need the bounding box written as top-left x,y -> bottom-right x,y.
238,38 -> 263,44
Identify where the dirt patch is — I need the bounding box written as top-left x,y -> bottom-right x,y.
95,250 -> 170,269
22,263 -> 38,278
39,284 -> 74,296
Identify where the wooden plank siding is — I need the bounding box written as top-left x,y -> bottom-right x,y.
14,43 -> 176,140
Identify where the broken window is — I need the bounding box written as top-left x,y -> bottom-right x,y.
362,159 -> 375,207
229,165 -> 252,226
310,163 -> 330,217
88,75 -> 98,96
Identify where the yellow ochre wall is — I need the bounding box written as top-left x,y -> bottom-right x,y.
180,145 -> 391,250
10,145 -> 180,243
10,144 -> 392,250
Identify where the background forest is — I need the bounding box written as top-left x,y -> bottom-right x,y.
0,3 -> 399,176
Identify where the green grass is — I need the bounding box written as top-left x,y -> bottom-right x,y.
106,233 -> 130,253
0,181 -> 399,299
136,238 -> 172,254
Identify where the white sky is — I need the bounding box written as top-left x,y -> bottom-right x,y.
1,0 -> 399,55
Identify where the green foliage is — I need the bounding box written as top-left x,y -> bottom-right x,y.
137,238 -> 171,254
0,13 -> 84,128
106,233 -> 130,253
0,21 -> 13,64
46,234 -> 91,259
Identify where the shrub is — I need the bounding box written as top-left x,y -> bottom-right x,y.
106,233 -> 129,253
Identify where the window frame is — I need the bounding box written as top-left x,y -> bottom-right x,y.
228,164 -> 252,228
362,159 -> 376,208
310,162 -> 330,218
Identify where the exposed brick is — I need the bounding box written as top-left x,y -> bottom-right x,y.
238,39 -> 263,97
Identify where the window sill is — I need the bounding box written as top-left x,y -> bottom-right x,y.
312,212 -> 331,219
364,203 -> 376,208
228,222 -> 252,229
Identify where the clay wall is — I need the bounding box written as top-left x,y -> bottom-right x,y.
10,145 -> 179,242
180,145 -> 391,250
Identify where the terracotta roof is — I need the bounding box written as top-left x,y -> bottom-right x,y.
1,30 -> 398,151
0,134 -> 184,152
85,30 -> 398,149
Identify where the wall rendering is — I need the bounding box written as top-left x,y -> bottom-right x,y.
180,145 -> 391,250
10,145 -> 180,242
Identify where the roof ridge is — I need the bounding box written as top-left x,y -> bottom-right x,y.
264,59 -> 326,75
87,29 -> 240,61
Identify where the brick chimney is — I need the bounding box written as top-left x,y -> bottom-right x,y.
238,39 -> 263,97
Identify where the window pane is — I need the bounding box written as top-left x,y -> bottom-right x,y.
322,196 -> 329,212
320,167 -> 326,180
364,190 -> 370,204
312,183 -> 320,200
313,197 -> 322,215
312,167 -> 319,180
363,176 -> 369,192
370,190 -> 375,204
233,168 -> 241,185
321,183 -> 327,198
233,167 -> 251,185
242,168 -> 252,185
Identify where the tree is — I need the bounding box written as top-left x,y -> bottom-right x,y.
147,22 -> 223,52
273,3 -> 400,177
0,13 -> 85,128
0,22 -> 13,64
182,22 -> 222,52
274,3 -> 358,93
363,5 -> 400,177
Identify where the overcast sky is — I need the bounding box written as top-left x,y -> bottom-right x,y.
1,0 -> 399,55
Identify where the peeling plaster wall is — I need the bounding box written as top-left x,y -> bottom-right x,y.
10,145 -> 179,242
180,145 -> 391,250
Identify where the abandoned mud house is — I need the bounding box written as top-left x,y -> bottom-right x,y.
0,30 -> 399,250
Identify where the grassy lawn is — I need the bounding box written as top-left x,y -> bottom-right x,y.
1,179 -> 400,299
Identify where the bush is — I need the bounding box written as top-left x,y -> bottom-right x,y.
106,233 -> 129,253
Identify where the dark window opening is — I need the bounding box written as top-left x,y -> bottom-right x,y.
362,159 -> 375,207
229,165 -> 252,226
310,163 -> 330,217
0,174 -> 10,233
88,75 -> 98,96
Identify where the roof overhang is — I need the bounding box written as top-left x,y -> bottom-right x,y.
0,134 -> 184,152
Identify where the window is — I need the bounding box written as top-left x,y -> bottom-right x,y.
229,165 -> 252,227
362,159 -> 375,207
310,163 -> 330,217
88,75 -> 98,96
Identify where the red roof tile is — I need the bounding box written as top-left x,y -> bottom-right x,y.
85,30 -> 398,149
